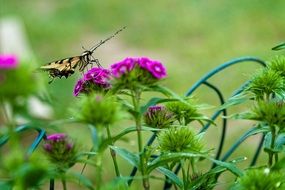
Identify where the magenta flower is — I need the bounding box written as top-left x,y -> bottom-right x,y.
110,57 -> 167,80
84,67 -> 111,87
0,54 -> 19,69
111,57 -> 137,77
73,78 -> 84,96
43,133 -> 76,170
46,133 -> 66,141
138,58 -> 167,79
144,105 -> 174,128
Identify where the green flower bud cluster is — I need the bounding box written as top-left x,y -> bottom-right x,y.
144,105 -> 175,129
158,126 -> 203,153
165,98 -> 201,125
250,100 -> 285,131
233,168 -> 285,190
246,55 -> 285,100
75,93 -> 122,127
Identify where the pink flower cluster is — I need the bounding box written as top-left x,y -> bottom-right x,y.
44,133 -> 73,152
0,54 -> 18,69
73,67 -> 111,96
111,57 -> 167,79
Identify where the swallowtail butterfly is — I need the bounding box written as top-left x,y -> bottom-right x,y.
40,26 -> 126,83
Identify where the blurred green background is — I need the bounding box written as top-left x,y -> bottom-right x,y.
1,0 -> 285,189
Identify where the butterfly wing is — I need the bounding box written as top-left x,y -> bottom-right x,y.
40,56 -> 81,72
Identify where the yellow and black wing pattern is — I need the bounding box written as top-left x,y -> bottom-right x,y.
40,26 -> 126,83
40,56 -> 83,79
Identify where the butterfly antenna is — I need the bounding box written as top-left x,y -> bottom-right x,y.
90,26 -> 127,53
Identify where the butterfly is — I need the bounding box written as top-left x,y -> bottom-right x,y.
40,26 -> 126,83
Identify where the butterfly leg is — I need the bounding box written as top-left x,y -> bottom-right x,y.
91,59 -> 102,68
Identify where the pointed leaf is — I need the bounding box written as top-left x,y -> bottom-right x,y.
110,146 -> 139,168
156,167 -> 183,188
89,125 -> 100,152
209,159 -> 243,177
272,42 -> 285,51
219,92 -> 252,110
66,172 -> 94,190
147,152 -> 207,172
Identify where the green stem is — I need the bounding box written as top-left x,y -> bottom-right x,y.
1,100 -> 14,128
106,125 -> 121,177
62,178 -> 67,190
181,160 -> 187,190
190,158 -> 197,174
96,153 -> 103,190
132,90 -> 149,190
268,126 -> 276,167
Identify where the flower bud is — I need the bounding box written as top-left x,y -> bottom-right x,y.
73,67 -> 111,96
74,93 -> 122,127
158,126 -> 203,153
233,168 -> 285,190
144,105 -> 174,128
43,133 -> 76,172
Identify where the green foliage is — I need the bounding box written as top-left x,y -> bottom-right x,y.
232,168 -> 285,190
267,55 -> 285,77
73,93 -> 123,127
158,126 -> 203,153
165,97 -> 208,125
241,100 -> 285,131
245,68 -> 284,100
0,62 -> 39,100
144,106 -> 175,129
1,149 -> 49,189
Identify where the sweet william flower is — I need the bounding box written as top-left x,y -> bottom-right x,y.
138,57 -> 167,79
0,54 -> 19,69
43,133 -> 76,172
144,105 -> 175,128
73,78 -> 84,96
73,67 -> 111,96
111,57 -> 137,77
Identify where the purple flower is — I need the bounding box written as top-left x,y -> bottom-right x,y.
73,79 -> 84,96
144,105 -> 174,128
110,57 -> 137,77
43,143 -> 52,152
46,133 -> 66,141
138,58 -> 167,79
148,105 -> 164,112
138,57 -> 152,70
0,54 -> 19,69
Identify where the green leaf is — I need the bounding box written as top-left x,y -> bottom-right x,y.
89,125 -> 100,152
110,146 -> 139,168
146,85 -> 189,104
272,157 -> 285,171
148,152 -> 243,177
156,167 -> 183,188
140,97 -> 182,114
147,152 -> 207,173
66,172 -> 94,190
209,158 -> 243,177
272,42 -> 285,51
275,133 -> 285,152
264,132 -> 285,153
219,92 -> 252,110
76,152 -> 97,157
107,126 -> 160,144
